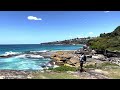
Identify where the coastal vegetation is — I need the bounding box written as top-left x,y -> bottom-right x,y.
31,61 -> 120,79
87,26 -> 120,52
1,26 -> 120,79
48,66 -> 78,72
84,62 -> 119,69
32,71 -> 80,79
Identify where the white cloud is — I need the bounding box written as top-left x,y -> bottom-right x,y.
89,32 -> 93,35
27,16 -> 42,20
104,11 -> 110,13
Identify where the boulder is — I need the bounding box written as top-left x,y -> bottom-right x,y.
52,57 -> 63,61
66,57 -> 79,65
51,51 -> 74,62
55,51 -> 64,55
50,51 -> 90,67
60,54 -> 73,59
51,54 -> 57,57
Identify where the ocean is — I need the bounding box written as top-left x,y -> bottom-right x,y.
0,44 -> 83,70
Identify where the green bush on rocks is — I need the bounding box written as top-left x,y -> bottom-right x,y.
48,66 -> 77,72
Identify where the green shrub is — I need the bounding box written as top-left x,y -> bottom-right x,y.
48,67 -> 54,70
87,26 -> 120,51
49,66 -> 77,72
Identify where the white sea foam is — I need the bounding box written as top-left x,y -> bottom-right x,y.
15,54 -> 44,59
26,54 -> 44,59
1,51 -> 21,56
14,54 -> 27,59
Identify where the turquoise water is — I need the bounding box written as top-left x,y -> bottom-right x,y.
0,44 -> 83,70
0,44 -> 82,54
0,57 -> 50,70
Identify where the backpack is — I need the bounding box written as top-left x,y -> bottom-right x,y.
80,55 -> 86,62
83,55 -> 86,62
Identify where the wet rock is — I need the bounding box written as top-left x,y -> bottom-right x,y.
0,54 -> 20,58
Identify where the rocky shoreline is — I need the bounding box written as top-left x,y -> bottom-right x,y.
0,46 -> 120,79
48,47 -> 120,68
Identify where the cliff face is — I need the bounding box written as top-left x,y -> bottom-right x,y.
87,26 -> 120,51
41,37 -> 92,45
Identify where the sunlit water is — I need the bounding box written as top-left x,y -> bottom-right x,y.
0,44 -> 83,70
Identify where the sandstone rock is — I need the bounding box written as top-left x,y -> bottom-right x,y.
52,57 -> 62,61
51,54 -> 57,57
74,63 -> 80,67
50,50 -> 98,68
55,51 -> 64,55
66,57 -> 79,65
51,51 -> 74,62
60,54 -> 73,59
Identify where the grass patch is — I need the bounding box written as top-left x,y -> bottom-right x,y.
32,72 -> 80,79
98,62 -> 119,69
48,66 -> 78,72
84,64 -> 96,68
101,62 -> 119,67
103,69 -> 120,79
84,62 -> 119,69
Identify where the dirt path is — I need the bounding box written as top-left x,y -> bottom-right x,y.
0,70 -> 33,79
0,69 -> 109,79
72,69 -> 109,79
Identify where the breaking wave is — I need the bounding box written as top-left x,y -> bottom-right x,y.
0,51 -> 21,56
15,54 -> 44,59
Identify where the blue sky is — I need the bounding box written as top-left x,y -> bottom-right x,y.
0,11 -> 120,44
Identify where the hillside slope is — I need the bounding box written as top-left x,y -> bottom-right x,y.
87,26 -> 120,51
